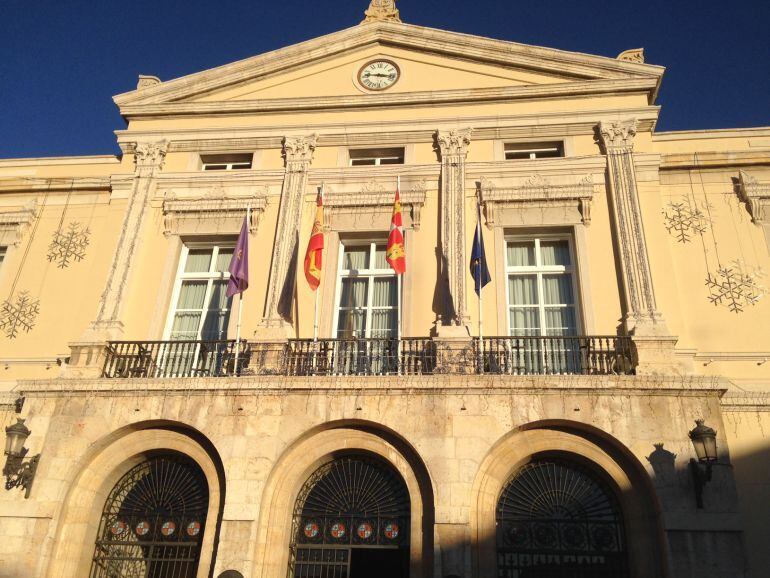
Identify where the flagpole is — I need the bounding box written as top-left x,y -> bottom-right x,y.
477,197 -> 485,372
233,207 -> 250,375
313,183 -> 324,343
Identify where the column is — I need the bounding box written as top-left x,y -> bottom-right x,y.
436,128 -> 472,335
259,134 -> 318,338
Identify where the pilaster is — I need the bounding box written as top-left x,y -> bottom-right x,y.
258,134 -> 318,339
436,128 -> 472,333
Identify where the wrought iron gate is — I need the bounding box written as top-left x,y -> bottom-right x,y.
288,456 -> 410,578
89,455 -> 209,578
496,459 -> 629,578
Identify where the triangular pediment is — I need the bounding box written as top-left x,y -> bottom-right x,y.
114,21 -> 664,114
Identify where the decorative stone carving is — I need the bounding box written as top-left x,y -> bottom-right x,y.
84,141 -> 168,340
262,135 -> 318,331
136,75 -> 161,90
617,48 -> 645,64
598,120 -> 666,335
324,179 -> 427,231
162,187 -> 267,236
362,0 -> 401,24
738,170 -> 770,224
0,201 -> 37,247
360,179 -> 387,195
436,128 -> 473,329
480,174 -> 594,227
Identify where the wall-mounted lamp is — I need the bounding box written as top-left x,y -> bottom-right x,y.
688,419 -> 718,509
4,419 -> 39,499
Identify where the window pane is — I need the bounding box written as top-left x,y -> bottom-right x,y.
184,249 -> 213,273
176,281 -> 207,309
201,310 -> 231,341
508,275 -> 538,305
374,246 -> 389,269
339,278 -> 368,308
379,157 -> 403,165
545,307 -> 577,335
371,310 -> 397,338
542,274 -> 574,305
342,247 -> 370,270
215,248 -> 234,272
170,312 -> 202,340
0,246 -> 5,267
350,158 -> 376,166
507,242 -> 535,267
372,278 -> 397,307
509,308 -> 540,335
540,241 -> 571,266
337,309 -> 366,338
207,280 -> 231,311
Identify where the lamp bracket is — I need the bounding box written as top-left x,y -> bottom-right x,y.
3,453 -> 39,499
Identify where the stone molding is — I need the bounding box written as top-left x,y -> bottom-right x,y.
262,135 -> 318,329
598,120 -> 666,335
362,0 -> 401,24
479,174 -> 594,227
85,141 -> 168,340
437,128 -> 473,328
617,48 -> 645,63
738,170 -> 770,224
323,179 -> 427,230
0,201 -> 37,246
136,75 -> 161,90
162,189 -> 267,236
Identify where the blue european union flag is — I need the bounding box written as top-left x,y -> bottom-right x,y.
470,204 -> 491,295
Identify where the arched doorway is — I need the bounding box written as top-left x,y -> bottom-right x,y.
89,454 -> 210,578
289,455 -> 410,578
496,458 -> 629,578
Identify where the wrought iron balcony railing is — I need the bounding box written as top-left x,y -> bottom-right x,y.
101,336 -> 634,378
102,340 -> 250,379
285,337 -> 436,376
476,336 -> 634,376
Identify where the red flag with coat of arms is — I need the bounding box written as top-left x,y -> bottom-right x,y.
303,188 -> 324,291
386,180 -> 406,275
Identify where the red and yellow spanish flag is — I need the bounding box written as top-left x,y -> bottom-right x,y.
303,188 -> 324,291
386,179 -> 406,275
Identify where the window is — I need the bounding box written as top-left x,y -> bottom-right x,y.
506,236 -> 579,337
349,147 -> 405,166
165,244 -> 234,342
334,242 -> 398,339
0,246 -> 6,270
505,141 -> 564,160
200,153 -> 253,171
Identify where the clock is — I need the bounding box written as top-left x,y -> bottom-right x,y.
358,60 -> 400,91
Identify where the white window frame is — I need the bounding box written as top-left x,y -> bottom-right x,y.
504,234 -> 582,337
163,242 -> 235,342
504,141 -> 564,160
348,147 -> 405,167
332,240 -> 400,339
200,154 -> 253,171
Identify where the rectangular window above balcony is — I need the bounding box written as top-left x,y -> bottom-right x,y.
504,141 -> 564,160
0,246 -> 6,270
349,147 -> 405,166
200,153 -> 253,171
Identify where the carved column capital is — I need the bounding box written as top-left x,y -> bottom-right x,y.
437,128 -> 473,158
133,141 -> 168,171
598,120 -> 637,152
283,134 -> 318,165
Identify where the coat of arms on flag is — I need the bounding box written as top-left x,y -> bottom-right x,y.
386,182 -> 406,275
304,189 -> 325,290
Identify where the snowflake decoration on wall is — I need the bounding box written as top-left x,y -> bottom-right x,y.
705,260 -> 767,313
47,222 -> 90,268
663,199 -> 710,243
0,291 -> 40,339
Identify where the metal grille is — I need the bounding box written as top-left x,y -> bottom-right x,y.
497,459 -> 628,578
289,457 -> 410,578
89,456 -> 209,578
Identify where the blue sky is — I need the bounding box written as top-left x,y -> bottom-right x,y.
1,0 -> 768,158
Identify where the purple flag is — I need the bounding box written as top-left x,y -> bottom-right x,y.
226,217 -> 249,298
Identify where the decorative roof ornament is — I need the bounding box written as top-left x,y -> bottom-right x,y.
362,0 -> 402,24
617,48 -> 645,64
136,75 -> 161,90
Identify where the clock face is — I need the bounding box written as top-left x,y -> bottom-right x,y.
358,60 -> 400,91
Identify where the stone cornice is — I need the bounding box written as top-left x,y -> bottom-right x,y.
0,155 -> 120,167
115,108 -> 659,154
0,201 -> 37,246
118,78 -> 660,120
114,22 -> 663,109
659,150 -> 770,170
0,176 -> 113,193
162,192 -> 267,236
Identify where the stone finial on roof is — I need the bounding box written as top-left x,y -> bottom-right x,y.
362,0 -> 402,24
617,48 -> 645,64
137,75 -> 161,90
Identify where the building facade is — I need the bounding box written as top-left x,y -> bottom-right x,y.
1,2 -> 769,577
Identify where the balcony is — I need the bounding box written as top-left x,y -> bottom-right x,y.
100,336 -> 634,379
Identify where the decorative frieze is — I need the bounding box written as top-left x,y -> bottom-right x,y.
0,201 -> 37,246
162,188 -> 267,236
437,128 -> 472,329
738,170 -> 770,224
262,135 -> 318,329
598,120 -> 666,335
323,179 -> 427,231
617,48 -> 645,64
479,174 -> 594,227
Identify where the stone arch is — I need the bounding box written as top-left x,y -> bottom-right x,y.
470,420 -> 668,578
45,424 -> 225,578
252,422 -> 435,578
